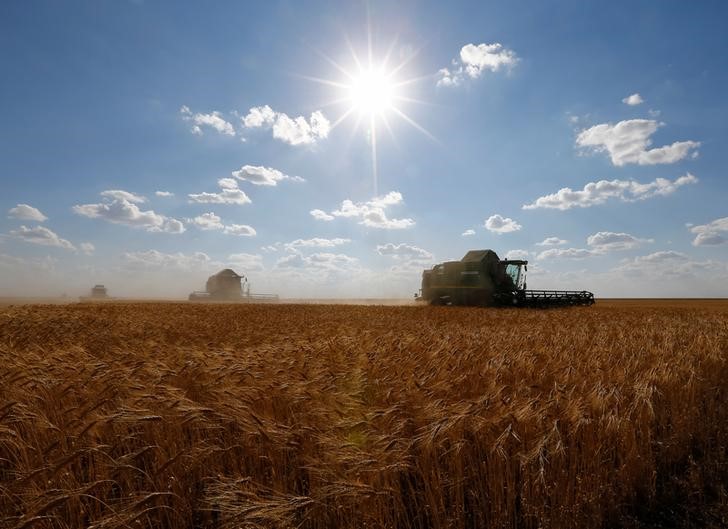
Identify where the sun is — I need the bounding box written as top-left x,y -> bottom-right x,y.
299,33 -> 435,194
347,68 -> 397,116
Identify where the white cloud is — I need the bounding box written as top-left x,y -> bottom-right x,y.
693,232 -> 728,247
537,248 -> 596,260
576,119 -> 699,166
188,212 -> 256,236
180,105 -> 235,136
189,212 -> 224,230
587,231 -> 652,251
624,250 -> 688,264
73,191 -> 185,234
437,42 -> 518,87
689,217 -> 728,246
242,105 -> 276,127
273,111 -> 330,146
536,237 -> 567,246
285,238 -> 350,250
308,253 -> 358,267
505,249 -> 529,260
461,229 -> 476,237
484,214 -> 522,234
536,233 -> 650,259
275,251 -> 359,272
461,43 -> 519,76
10,225 -> 75,250
101,190 -> 146,203
228,253 -> 264,271
622,93 -> 644,106
232,165 -> 304,186
274,253 -> 307,269
320,191 -> 414,230
612,251 -> 728,280
188,178 -> 251,205
79,242 -> 95,255
376,244 -> 434,283
523,173 -> 698,210
436,68 -> 459,87
376,243 -> 433,260
160,218 -> 185,234
329,199 -> 368,218
155,191 -> 174,197
367,192 -> 405,208
223,224 -> 256,237
310,209 -> 334,221
242,106 -> 330,146
7,204 -> 47,222
387,259 -> 433,277
360,210 -> 415,229
123,250 -> 214,270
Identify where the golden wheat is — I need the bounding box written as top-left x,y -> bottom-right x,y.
1,301 -> 727,528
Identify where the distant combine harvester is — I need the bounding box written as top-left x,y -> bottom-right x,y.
189,268 -> 279,303
79,284 -> 113,302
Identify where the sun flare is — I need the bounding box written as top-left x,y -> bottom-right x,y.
301,33 -> 434,195
347,68 -> 397,116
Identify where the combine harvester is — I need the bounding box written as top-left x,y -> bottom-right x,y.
189,268 -> 278,303
417,249 -> 594,307
79,284 -> 114,302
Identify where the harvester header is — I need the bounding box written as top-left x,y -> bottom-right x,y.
417,249 -> 594,307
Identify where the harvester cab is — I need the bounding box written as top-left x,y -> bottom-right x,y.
417,250 -> 594,307
503,260 -> 527,291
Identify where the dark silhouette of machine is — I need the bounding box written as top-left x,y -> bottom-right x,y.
90,285 -> 108,298
188,268 -> 278,302
417,250 -> 594,307
80,284 -> 112,301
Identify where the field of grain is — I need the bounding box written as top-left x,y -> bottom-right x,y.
1,301 -> 728,528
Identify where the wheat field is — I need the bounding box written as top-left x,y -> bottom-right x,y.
1,301 -> 728,528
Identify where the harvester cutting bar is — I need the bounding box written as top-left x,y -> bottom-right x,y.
522,289 -> 595,307
246,294 -> 279,302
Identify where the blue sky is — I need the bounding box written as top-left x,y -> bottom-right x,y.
1,0 -> 727,298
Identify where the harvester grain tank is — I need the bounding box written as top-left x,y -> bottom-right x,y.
418,250 -> 594,307
188,268 -> 279,302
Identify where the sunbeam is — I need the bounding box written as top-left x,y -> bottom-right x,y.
391,107 -> 439,143
370,116 -> 378,195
